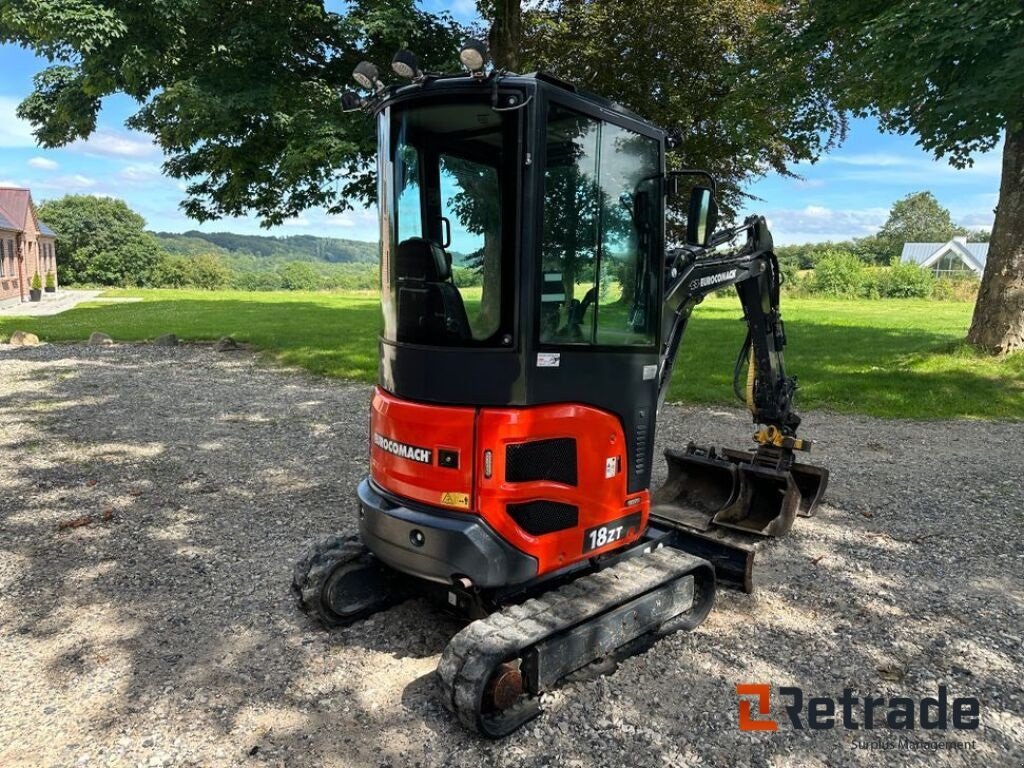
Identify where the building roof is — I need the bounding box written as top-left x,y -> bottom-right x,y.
0,187 -> 32,233
37,221 -> 57,237
0,209 -> 18,232
901,239 -> 988,271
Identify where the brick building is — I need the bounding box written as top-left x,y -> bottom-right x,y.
0,187 -> 58,304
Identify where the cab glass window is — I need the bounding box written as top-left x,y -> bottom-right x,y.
539,104 -> 660,347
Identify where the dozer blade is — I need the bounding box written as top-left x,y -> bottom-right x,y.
720,448 -> 830,517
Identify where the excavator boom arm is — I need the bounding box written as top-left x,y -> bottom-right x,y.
658,215 -> 799,434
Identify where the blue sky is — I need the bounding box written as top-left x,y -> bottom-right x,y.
0,10 -> 1001,245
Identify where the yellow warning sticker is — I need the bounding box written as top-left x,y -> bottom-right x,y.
440,492 -> 470,509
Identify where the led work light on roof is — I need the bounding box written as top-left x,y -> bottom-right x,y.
353,61 -> 382,91
391,50 -> 421,80
340,90 -> 364,112
459,39 -> 488,72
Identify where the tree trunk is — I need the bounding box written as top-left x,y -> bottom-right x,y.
479,231 -> 502,333
967,123 -> 1024,354
487,0 -> 522,71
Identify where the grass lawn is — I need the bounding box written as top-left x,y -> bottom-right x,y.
2,288 -> 1021,420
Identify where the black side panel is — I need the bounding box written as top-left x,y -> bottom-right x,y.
507,500 -> 579,536
506,437 -> 578,485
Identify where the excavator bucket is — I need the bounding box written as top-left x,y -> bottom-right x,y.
651,444 -> 739,530
720,448 -> 830,518
710,462 -> 798,537
649,442 -> 830,593
653,443 -> 801,537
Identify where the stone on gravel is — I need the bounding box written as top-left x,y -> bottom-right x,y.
153,333 -> 179,347
215,336 -> 239,351
88,331 -> 114,346
7,330 -> 40,347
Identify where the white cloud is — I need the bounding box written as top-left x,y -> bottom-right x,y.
826,148 -> 1002,185
70,130 -> 159,158
322,208 -> 377,230
752,205 -> 890,245
0,96 -> 36,148
36,174 -> 98,191
0,178 -> 24,187
282,215 -> 311,227
28,156 -> 59,171
802,205 -> 832,219
830,153 -> 914,167
118,163 -> 162,182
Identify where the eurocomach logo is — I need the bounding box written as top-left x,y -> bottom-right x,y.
373,433 -> 432,465
736,684 -> 980,732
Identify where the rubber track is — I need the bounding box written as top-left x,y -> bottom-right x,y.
436,546 -> 714,737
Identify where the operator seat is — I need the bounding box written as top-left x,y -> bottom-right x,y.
395,237 -> 472,344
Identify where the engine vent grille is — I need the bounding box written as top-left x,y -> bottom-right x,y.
634,423 -> 649,477
505,438 -> 577,485
507,500 -> 579,536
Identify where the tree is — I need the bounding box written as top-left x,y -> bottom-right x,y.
777,0 -> 1024,354
876,192 -> 968,264
35,195 -> 164,285
3,0 -> 465,225
4,1 -> 844,231
519,0 -> 846,232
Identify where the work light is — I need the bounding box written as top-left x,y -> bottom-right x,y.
391,50 -> 421,80
459,39 -> 488,72
340,91 -> 363,111
353,61 -> 381,91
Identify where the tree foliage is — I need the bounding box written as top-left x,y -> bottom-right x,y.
3,0 -> 846,233
3,0 -> 464,225
775,0 -> 1021,165
35,195 -> 165,285
776,0 -> 1024,353
520,0 -> 846,229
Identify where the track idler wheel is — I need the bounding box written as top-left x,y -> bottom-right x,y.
292,535 -> 403,628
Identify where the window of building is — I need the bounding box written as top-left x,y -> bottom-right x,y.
930,251 -> 973,278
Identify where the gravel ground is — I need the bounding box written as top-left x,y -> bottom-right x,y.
1,343 -> 1021,768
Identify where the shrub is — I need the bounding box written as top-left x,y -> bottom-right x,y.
278,261 -> 322,291
233,270 -> 285,291
810,250 -> 865,297
877,262 -> 934,298
932,275 -> 980,302
859,269 -> 882,299
151,253 -> 233,290
45,271 -> 56,289
31,272 -> 42,291
779,260 -> 801,291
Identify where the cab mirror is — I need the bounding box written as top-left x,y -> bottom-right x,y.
686,186 -> 718,247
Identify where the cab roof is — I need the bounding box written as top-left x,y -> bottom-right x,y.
378,70 -> 662,137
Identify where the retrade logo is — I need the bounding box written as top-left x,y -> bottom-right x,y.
736,684 -> 980,732
736,684 -> 778,731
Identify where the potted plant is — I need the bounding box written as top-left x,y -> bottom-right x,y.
44,271 -> 56,293
29,272 -> 42,302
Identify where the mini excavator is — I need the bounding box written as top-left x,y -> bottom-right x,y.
293,42 -> 829,737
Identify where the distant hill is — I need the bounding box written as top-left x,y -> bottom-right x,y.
153,230 -> 378,264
